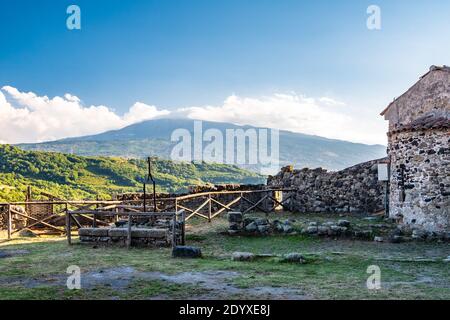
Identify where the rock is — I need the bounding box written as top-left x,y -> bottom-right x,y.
228,212 -> 243,223
255,218 -> 269,226
282,224 -> 294,233
444,256 -> 450,263
328,225 -> 343,236
412,229 -> 427,240
245,222 -> 258,232
0,251 -> 11,259
374,236 -> 384,242
280,253 -> 306,264
18,229 -> 37,238
317,226 -> 329,236
172,246 -> 202,258
274,222 -> 285,233
232,252 -> 255,261
228,222 -> 241,231
257,224 -> 270,233
308,222 -> 318,227
306,226 -> 318,234
389,235 -> 405,243
337,220 -> 351,227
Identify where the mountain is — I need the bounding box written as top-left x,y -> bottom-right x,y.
18,119 -> 387,172
0,145 -> 264,202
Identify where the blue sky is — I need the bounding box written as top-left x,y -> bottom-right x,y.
0,0 -> 449,144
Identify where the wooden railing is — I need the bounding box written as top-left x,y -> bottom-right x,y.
0,188 -> 293,240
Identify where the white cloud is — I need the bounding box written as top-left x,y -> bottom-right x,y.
0,86 -> 387,145
179,93 -> 386,145
0,86 -> 169,143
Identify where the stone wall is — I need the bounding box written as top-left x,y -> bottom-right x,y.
267,159 -> 388,214
388,128 -> 449,233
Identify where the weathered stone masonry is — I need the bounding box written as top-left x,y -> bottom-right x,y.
387,118 -> 449,232
382,65 -> 450,234
267,159 -> 387,214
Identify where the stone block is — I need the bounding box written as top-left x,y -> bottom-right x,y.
78,228 -> 96,236
228,212 -> 243,223
172,246 -> 202,258
108,228 -> 128,237
91,228 -> 109,237
131,228 -> 168,239
280,253 -> 306,264
232,252 -> 255,261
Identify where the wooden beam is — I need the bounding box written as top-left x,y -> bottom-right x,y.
241,195 -> 269,214
11,210 -> 64,233
66,204 -> 71,245
210,196 -> 241,219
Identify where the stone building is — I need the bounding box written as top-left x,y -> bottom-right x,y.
381,65 -> 449,233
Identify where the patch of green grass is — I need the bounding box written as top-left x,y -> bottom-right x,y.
1,214 -> 449,300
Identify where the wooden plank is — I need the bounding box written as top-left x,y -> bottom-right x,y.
11,210 -> 65,233
210,196 -> 241,219
185,211 -> 209,221
241,195 -> 269,214
14,211 -> 64,231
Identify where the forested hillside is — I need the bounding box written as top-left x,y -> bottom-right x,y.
0,145 -> 264,202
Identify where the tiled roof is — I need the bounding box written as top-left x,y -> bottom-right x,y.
389,113 -> 450,135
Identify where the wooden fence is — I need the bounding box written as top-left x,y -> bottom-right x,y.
0,188 -> 293,241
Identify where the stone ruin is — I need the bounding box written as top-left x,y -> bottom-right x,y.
227,211 -> 450,242
78,216 -> 183,247
267,159 -> 387,214
228,212 -> 296,236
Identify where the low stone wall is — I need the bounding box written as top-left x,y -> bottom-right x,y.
78,227 -> 171,247
227,212 -> 295,235
78,216 -> 183,247
267,159 -> 388,214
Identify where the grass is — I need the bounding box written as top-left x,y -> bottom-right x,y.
0,212 -> 449,300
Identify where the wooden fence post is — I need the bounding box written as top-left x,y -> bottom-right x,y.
172,212 -> 177,247
208,194 -> 212,222
66,203 -> 71,245
240,192 -> 244,213
7,204 -> 12,240
127,213 -> 132,249
181,210 -> 186,246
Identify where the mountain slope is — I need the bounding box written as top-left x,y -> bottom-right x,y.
18,119 -> 387,171
0,145 -> 264,202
